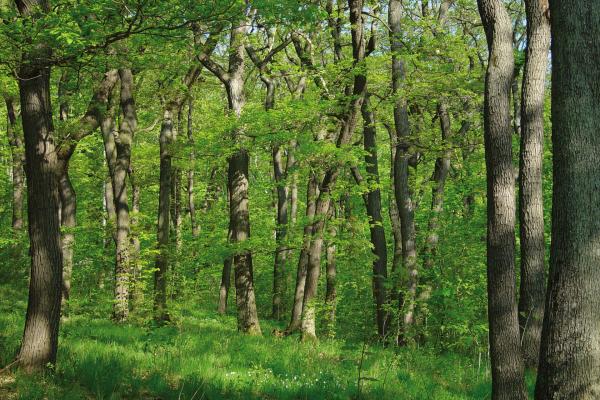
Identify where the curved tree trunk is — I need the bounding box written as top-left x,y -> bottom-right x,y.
477,0 -> 527,398
535,2 -> 600,397
517,0 -> 550,369
389,0 -> 418,340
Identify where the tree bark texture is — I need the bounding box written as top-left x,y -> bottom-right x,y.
112,69 -> 136,322
478,0 -> 527,398
389,0 -> 418,336
535,2 -> 600,398
15,4 -> 63,368
517,0 -> 550,369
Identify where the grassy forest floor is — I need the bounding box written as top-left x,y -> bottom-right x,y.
0,279 -> 535,400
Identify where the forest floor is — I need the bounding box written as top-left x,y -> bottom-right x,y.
0,281 -> 533,399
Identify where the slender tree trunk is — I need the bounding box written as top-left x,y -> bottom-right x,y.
218,254 -> 233,314
419,102 -> 453,315
129,165 -> 142,306
58,161 -> 76,306
535,2 -> 600,397
389,0 -> 418,338
362,95 -> 388,338
286,173 -> 319,334
477,1 -> 527,398
517,0 -> 550,369
272,143 -> 289,319
154,105 -> 175,322
16,25 -> 63,370
112,69 -> 136,322
324,205 -> 337,338
301,0 -> 367,342
187,96 -> 199,237
5,97 -> 25,231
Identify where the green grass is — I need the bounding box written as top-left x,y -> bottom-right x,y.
0,281 -> 505,400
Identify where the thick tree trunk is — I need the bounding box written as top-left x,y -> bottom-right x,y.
154,106 -> 175,322
477,1 -> 527,398
389,0 -> 418,338
286,173 -> 319,334
16,35 -> 64,371
535,2 -> 600,398
362,95 -> 388,338
517,0 -> 550,369
112,69 -> 136,322
5,97 -> 25,231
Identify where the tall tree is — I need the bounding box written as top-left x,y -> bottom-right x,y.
112,68 -> 137,322
517,0 -> 550,369
389,0 -> 418,338
14,0 -> 64,372
477,0 -> 527,398
535,1 -> 600,397
199,15 -> 261,334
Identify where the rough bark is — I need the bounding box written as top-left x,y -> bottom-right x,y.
5,97 -> 25,231
15,2 -> 63,368
535,2 -> 600,398
199,18 -> 261,334
112,69 -> 136,322
389,0 -> 418,338
477,0 -> 527,398
517,0 -> 550,369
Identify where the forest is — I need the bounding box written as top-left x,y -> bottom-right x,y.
0,0 -> 598,398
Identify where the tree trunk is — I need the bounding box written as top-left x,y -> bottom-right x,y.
300,0 -> 367,342
324,205 -> 337,338
187,96 -> 199,237
362,95 -> 388,338
16,29 -> 63,371
154,106 -> 175,322
286,172 -> 319,334
129,164 -> 142,306
389,0 -> 418,338
477,1 -> 527,398
272,144 -> 289,319
112,69 -> 136,322
535,2 -> 600,398
517,0 -> 550,369
5,97 -> 25,231
58,161 -> 76,306
218,254 -> 233,314
419,102 -> 453,316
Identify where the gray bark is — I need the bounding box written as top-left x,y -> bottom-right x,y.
478,0 -> 527,398
535,2 -> 600,398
